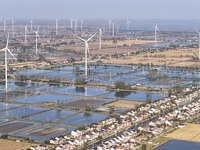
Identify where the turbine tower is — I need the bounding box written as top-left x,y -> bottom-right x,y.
97,28 -> 102,50
0,34 -> 17,90
24,25 -> 29,43
34,27 -> 40,55
112,23 -> 115,37
12,19 -> 14,37
70,19 -> 74,30
155,24 -> 159,47
127,18 -> 130,31
77,33 -> 96,80
30,19 -> 33,31
80,20 -> 83,32
74,19 -> 78,33
195,28 -> 200,61
3,19 -> 6,33
108,20 -> 112,32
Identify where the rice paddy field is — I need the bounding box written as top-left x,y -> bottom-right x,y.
0,64 -> 198,142
166,123 -> 200,142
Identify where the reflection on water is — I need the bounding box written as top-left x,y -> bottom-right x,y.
105,91 -> 167,101
75,87 -> 85,93
115,91 -> 131,98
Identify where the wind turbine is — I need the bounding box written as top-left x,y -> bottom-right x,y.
24,25 -> 29,43
112,23 -> 115,37
70,19 -> 74,30
34,27 -> 40,55
80,20 -> 83,32
12,19 -> 14,37
77,33 -> 96,80
3,19 -> 6,33
155,24 -> 159,47
195,28 -> 200,61
0,34 -> 17,90
56,19 -> 58,35
108,20 -> 112,32
97,28 -> 102,50
127,18 -> 130,31
30,19 -> 33,31
74,19 -> 78,33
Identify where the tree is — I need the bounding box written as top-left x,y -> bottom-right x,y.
75,87 -> 85,93
74,66 -> 81,74
115,91 -> 131,98
17,53 -> 32,62
1,134 -> 9,139
75,77 -> 86,85
109,106 -> 115,114
141,144 -> 147,150
147,69 -> 159,81
115,81 -> 131,90
85,103 -> 92,111
38,54 -> 47,61
146,99 -> 152,104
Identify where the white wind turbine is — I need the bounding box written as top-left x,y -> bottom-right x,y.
80,20 -> 83,32
0,34 -> 17,90
3,19 -> 6,33
112,23 -> 115,37
155,24 -> 159,47
34,27 -> 40,55
24,25 -> 29,43
77,33 -> 96,79
12,19 -> 15,37
127,18 -> 130,31
108,20 -> 112,32
74,19 -> 78,32
70,18 -> 74,30
30,19 -> 33,31
195,28 -> 200,61
97,28 -> 102,50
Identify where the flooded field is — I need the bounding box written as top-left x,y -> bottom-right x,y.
61,99 -> 112,109
17,124 -> 76,142
0,103 -> 21,111
0,64 -> 198,142
0,106 -> 47,119
155,140 -> 200,150
0,121 -> 36,135
12,94 -> 75,104
104,91 -> 167,101
26,109 -> 76,122
53,86 -> 109,96
57,112 -> 108,126
14,65 -> 199,89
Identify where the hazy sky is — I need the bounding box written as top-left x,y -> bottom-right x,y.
0,0 -> 199,19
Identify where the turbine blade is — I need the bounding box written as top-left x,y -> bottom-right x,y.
25,26 -> 29,33
7,49 -> 17,60
37,33 -> 40,39
6,33 -> 9,48
87,33 -> 97,42
77,36 -> 86,42
194,28 -> 200,34
0,48 -> 6,52
37,26 -> 40,32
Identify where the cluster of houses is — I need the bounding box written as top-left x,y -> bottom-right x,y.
46,88 -> 199,150
92,90 -> 200,150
